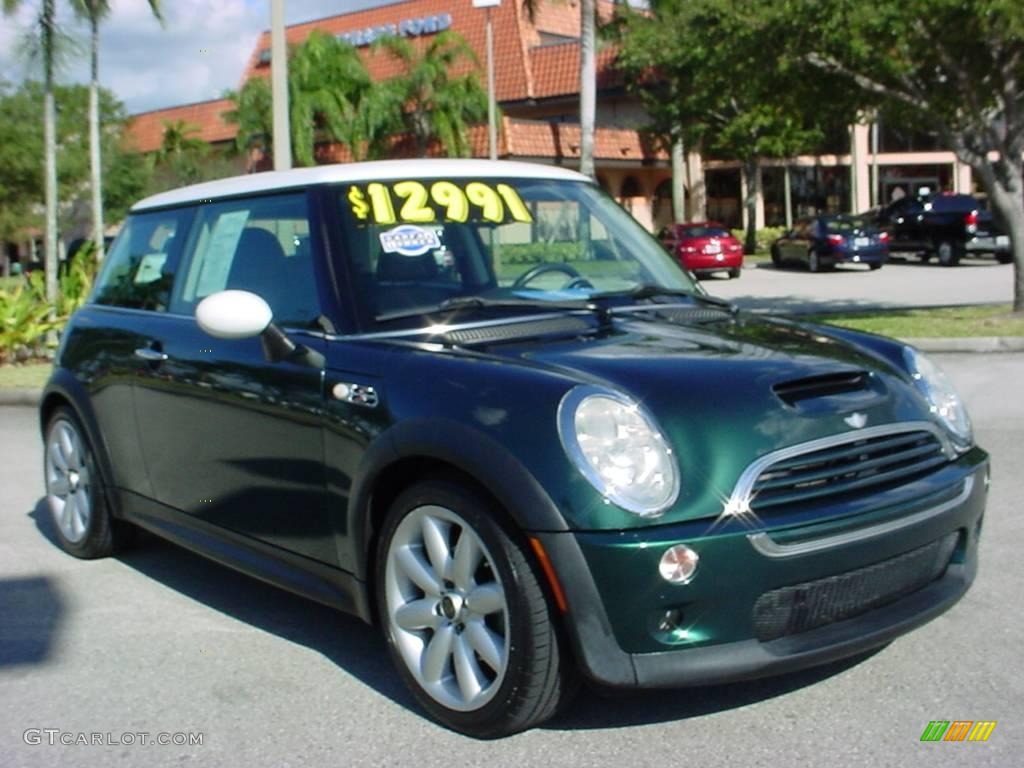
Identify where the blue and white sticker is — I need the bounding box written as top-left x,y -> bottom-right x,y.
379,225 -> 441,257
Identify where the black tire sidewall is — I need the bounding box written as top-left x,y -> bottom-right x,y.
374,480 -> 560,738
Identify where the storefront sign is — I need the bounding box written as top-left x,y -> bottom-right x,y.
338,13 -> 453,48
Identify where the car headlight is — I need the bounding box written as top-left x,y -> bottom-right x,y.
557,387 -> 680,517
903,346 -> 973,448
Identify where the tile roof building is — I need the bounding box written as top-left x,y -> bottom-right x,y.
124,0 -> 985,235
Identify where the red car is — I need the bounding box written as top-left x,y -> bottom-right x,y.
659,222 -> 744,278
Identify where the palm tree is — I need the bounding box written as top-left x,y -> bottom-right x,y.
228,32 -> 403,165
375,30 -> 487,157
522,1 -> 596,178
70,1 -> 164,263
156,119 -> 205,160
3,0 -> 59,301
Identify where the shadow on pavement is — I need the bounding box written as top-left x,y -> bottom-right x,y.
543,649 -> 882,731
26,497 -> 884,734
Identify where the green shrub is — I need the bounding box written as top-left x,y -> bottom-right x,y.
731,226 -> 788,254
499,241 -> 586,265
0,250 -> 98,364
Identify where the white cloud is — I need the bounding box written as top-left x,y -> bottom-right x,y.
0,0 -> 395,112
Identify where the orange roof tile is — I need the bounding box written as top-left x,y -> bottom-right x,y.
125,98 -> 236,153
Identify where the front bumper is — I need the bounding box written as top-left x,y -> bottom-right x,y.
536,451 -> 987,688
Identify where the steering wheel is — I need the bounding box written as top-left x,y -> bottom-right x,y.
512,262 -> 584,290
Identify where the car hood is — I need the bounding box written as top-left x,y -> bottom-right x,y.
480,309 -> 940,522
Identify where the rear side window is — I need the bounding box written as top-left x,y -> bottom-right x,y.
928,195 -> 978,213
170,193 -> 320,328
92,208 -> 193,311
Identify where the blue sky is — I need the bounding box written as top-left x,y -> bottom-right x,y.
0,0 -> 401,113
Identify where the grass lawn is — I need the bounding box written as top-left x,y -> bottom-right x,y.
810,304 -> 1024,338
0,362 -> 51,389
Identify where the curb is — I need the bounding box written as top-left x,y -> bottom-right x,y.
2,337 -> 1020,409
899,336 -> 1024,353
0,388 -> 42,407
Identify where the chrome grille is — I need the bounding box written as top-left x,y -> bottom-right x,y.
742,425 -> 950,512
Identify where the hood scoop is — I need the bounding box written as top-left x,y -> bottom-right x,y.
773,370 -> 875,408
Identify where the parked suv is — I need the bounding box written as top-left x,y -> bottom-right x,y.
41,160 -> 988,737
875,192 -> 1010,266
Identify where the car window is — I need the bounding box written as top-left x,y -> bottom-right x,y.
92,208 -> 193,311
170,193 -> 320,328
681,226 -> 730,238
928,195 -> 977,213
825,216 -> 871,232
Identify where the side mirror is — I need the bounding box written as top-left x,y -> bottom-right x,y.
196,290 -> 300,364
196,290 -> 272,339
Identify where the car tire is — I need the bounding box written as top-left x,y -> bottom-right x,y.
935,240 -> 962,267
869,262 -> 883,271
808,250 -> 821,273
728,267 -> 741,279
770,244 -> 782,267
43,406 -> 133,558
996,252 -> 1013,265
376,480 -> 574,738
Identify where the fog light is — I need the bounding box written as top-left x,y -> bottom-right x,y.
659,544 -> 699,584
657,608 -> 685,633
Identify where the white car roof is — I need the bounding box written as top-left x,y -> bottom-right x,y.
132,159 -> 594,211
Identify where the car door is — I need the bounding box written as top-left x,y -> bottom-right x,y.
80,207 -> 194,497
131,191 -> 337,566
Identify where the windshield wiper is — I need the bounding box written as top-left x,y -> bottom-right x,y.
375,295 -> 594,323
591,284 -> 737,313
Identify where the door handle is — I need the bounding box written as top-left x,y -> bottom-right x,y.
134,347 -> 168,362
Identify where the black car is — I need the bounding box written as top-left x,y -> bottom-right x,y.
40,160 -> 988,737
875,193 -> 1010,266
771,215 -> 888,272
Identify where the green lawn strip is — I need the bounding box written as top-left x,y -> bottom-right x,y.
808,304 -> 1024,338
0,362 -> 51,389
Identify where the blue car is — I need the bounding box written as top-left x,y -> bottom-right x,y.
772,215 -> 888,272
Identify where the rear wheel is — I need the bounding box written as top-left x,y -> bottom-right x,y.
996,252 -> 1013,264
808,249 -> 821,273
935,240 -> 962,267
868,262 -> 883,271
727,267 -> 741,279
43,407 -> 132,558
376,480 -> 573,738
770,244 -> 782,267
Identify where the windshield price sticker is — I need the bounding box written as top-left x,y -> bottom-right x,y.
379,225 -> 442,257
348,181 -> 533,225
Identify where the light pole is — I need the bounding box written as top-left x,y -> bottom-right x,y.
474,0 -> 501,160
271,0 -> 292,170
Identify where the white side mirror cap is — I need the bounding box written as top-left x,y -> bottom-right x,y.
196,290 -> 273,339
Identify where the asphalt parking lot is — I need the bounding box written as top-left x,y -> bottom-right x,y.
706,256 -> 1013,313
1,350 -> 1022,767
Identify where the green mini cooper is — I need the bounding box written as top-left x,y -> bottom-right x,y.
41,160 -> 988,738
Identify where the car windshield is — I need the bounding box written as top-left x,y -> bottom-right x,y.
335,176 -> 696,325
682,225 -> 731,238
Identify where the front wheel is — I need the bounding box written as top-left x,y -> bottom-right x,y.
377,480 -> 573,738
996,252 -> 1013,264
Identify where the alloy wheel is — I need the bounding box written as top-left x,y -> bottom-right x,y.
383,504 -> 510,712
45,418 -> 93,544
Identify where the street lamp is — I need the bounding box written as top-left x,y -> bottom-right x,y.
473,0 -> 501,160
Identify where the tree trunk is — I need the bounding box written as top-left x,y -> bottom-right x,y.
969,153 -> 1024,313
89,16 -> 105,263
43,0 -> 58,304
671,133 -> 685,223
742,156 -> 759,255
578,0 -> 596,178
